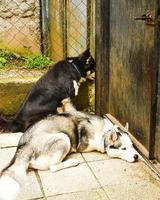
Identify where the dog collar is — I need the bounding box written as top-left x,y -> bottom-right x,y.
101,134 -> 108,152
68,60 -> 81,75
104,136 -> 108,149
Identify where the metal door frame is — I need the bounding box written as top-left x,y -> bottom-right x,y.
95,0 -> 110,116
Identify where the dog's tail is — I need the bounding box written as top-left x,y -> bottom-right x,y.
0,116 -> 12,133
0,116 -> 22,133
0,146 -> 32,200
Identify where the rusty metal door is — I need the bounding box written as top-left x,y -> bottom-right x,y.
96,0 -> 159,159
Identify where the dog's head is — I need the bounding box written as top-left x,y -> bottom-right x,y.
67,49 -> 95,79
105,124 -> 139,163
84,55 -> 96,80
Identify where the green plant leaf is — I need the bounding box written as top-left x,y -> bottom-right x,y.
0,57 -> 7,66
26,55 -> 53,69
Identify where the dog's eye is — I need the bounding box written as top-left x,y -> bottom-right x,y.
121,147 -> 126,150
110,145 -> 117,149
116,132 -> 121,136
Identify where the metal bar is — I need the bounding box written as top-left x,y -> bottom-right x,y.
39,0 -> 50,56
87,0 -> 91,49
63,0 -> 67,58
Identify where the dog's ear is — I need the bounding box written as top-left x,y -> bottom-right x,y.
88,56 -> 95,66
124,122 -> 129,131
79,48 -> 90,63
88,56 -> 96,71
108,131 -> 118,146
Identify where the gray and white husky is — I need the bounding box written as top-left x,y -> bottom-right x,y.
0,98 -> 138,200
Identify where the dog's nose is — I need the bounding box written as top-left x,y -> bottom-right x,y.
134,154 -> 139,160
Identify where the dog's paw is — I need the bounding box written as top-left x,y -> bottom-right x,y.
57,107 -> 63,113
50,165 -> 60,172
50,159 -> 79,172
68,159 -> 79,167
61,98 -> 71,105
87,72 -> 95,80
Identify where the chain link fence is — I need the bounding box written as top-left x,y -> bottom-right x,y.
0,0 -> 95,115
41,0 -> 95,61
0,0 -> 95,64
0,0 -> 41,54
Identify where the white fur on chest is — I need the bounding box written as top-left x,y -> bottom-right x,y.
73,80 -> 79,96
89,133 -> 106,152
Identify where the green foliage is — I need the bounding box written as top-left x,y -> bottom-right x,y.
0,49 -> 25,61
26,55 -> 53,69
0,49 -> 53,70
0,57 -> 7,69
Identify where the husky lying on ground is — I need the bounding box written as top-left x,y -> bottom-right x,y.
0,98 -> 138,200
0,49 -> 95,133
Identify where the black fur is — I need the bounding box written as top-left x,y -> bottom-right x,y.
0,49 -> 95,133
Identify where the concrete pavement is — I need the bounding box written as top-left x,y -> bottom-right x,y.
0,132 -> 160,200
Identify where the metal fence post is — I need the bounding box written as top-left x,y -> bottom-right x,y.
40,0 -> 50,56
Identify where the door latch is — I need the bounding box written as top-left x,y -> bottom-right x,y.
134,10 -> 160,26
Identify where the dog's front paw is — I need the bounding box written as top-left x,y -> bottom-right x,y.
57,107 -> 63,113
61,98 -> 71,105
68,159 -> 79,167
50,165 -> 60,172
50,159 -> 79,173
61,98 -> 76,112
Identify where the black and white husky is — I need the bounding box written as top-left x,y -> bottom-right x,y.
0,49 -> 95,133
0,98 -> 138,200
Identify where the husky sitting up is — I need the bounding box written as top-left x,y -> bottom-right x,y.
0,98 -> 138,200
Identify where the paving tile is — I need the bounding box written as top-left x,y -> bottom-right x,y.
0,147 -> 16,171
39,163 -> 100,196
17,171 -> 43,200
29,199 -> 45,200
104,179 -> 160,200
47,189 -> 109,200
31,199 -> 45,200
0,132 -> 22,148
82,152 -> 109,162
88,159 -> 157,186
66,153 -> 85,164
142,161 -> 160,181
0,148 -> 43,200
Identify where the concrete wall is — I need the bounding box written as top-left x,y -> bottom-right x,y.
0,71 -> 95,116
0,0 -> 40,54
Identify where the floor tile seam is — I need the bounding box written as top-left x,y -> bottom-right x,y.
0,145 -> 17,149
27,198 -> 45,200
81,158 -> 158,183
81,153 -> 111,200
44,187 -> 105,198
142,159 -> 160,179
35,170 -> 47,200
76,159 -> 107,164
80,153 -> 109,163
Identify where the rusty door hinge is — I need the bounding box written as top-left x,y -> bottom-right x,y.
134,10 -> 160,26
